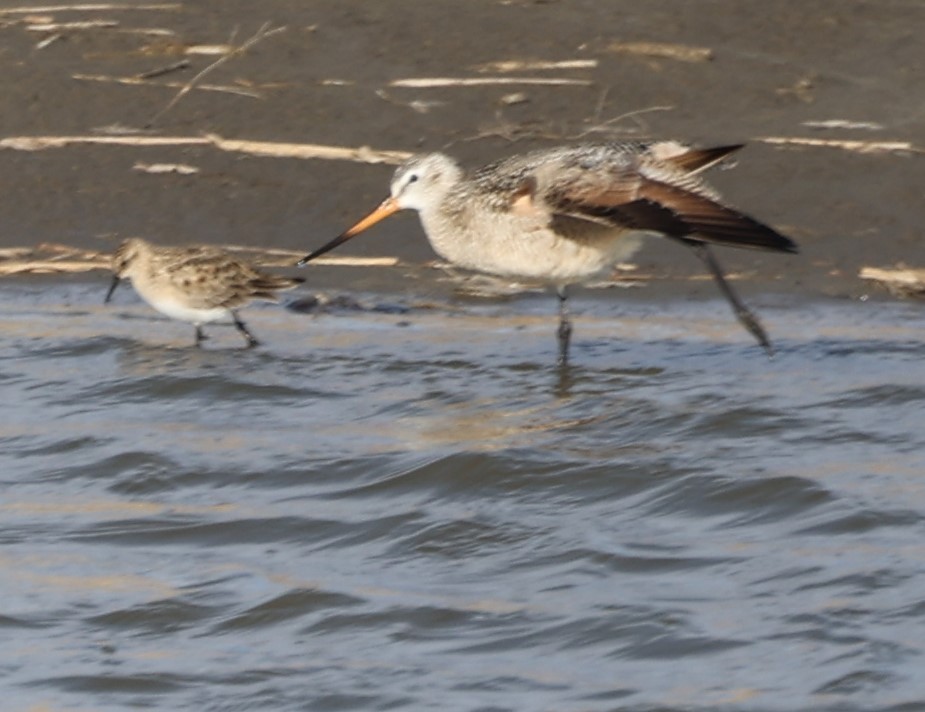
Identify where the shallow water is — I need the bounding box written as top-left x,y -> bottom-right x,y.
2,279 -> 924,711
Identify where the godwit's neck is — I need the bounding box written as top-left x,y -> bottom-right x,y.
417,189 -> 488,269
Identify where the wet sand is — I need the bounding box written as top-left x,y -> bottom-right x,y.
1,0 -> 922,299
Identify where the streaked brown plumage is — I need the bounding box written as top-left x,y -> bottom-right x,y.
106,237 -> 303,347
300,141 -> 798,364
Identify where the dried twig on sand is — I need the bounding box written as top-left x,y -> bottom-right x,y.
860,267 -> 925,298
0,243 -> 109,276
132,161 -> 199,174
26,20 -> 118,30
0,133 -> 412,165
0,3 -> 181,12
74,73 -> 264,98
471,59 -> 598,72
145,22 -> 287,129
574,103 -> 674,139
0,243 -> 399,276
457,109 -> 563,144
802,119 -> 884,131
606,41 -> 713,63
758,137 -> 922,154
135,59 -> 189,80
221,245 -> 399,268
1,135 -> 206,150
390,77 -> 592,88
35,33 -> 62,49
457,100 -> 673,145
204,135 -> 412,164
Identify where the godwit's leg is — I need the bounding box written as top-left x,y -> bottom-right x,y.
194,325 -> 208,348
232,311 -> 260,349
688,242 -> 774,358
556,286 -> 572,366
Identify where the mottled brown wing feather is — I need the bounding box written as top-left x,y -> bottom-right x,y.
162,255 -> 242,308
164,252 -> 302,309
540,168 -> 642,229
545,174 -> 797,254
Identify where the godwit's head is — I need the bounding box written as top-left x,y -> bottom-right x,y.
297,153 -> 462,266
389,153 -> 462,213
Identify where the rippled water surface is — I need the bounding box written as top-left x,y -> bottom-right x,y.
2,280 -> 924,711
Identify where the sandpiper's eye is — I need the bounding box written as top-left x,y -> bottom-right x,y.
407,173 -> 419,184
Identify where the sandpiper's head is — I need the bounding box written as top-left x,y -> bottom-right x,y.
110,237 -> 150,278
106,238 -> 149,303
297,153 -> 462,266
389,153 -> 462,212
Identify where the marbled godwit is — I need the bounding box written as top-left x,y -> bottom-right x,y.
106,237 -> 303,348
299,142 -> 797,364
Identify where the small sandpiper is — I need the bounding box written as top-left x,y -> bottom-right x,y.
298,141 -> 798,365
106,237 -> 303,347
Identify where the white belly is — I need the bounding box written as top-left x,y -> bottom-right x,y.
132,280 -> 230,325
149,299 -> 229,325
424,211 -> 647,285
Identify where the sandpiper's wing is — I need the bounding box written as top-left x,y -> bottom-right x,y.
162,247 -> 302,308
486,143 -> 798,254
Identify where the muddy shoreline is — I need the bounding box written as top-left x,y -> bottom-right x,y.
1,0 -> 922,300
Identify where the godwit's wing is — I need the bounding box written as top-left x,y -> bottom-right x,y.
517,145 -> 798,254
650,142 -> 744,175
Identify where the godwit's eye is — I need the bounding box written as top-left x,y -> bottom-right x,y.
407,173 -> 419,184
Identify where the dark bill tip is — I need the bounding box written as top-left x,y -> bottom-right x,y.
297,196 -> 401,267
104,275 -> 121,304
297,232 -> 353,267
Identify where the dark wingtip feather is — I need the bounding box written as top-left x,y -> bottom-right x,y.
631,181 -> 799,254
662,144 -> 745,174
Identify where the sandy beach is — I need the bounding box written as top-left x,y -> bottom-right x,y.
0,0 -> 922,299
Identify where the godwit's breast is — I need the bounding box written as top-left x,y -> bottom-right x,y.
421,205 -> 646,285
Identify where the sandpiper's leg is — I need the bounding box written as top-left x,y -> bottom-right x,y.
232,311 -> 260,348
194,325 -> 208,348
556,287 -> 572,367
688,242 -> 774,358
